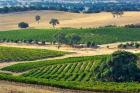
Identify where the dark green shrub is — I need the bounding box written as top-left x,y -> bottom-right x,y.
93,51 -> 140,82
87,42 -> 91,48
18,22 -> 29,28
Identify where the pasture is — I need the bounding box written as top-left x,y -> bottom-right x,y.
0,10 -> 140,31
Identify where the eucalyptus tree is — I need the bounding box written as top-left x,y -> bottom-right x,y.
49,18 -> 59,28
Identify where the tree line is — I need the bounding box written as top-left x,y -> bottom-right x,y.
0,2 -> 140,14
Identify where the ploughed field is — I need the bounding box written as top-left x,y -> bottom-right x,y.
0,46 -> 65,62
0,27 -> 140,44
1,55 -> 140,92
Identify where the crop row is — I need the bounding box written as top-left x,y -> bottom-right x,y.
0,72 -> 140,92
20,53 -> 140,83
0,27 -> 140,44
0,46 -> 65,62
22,61 -> 97,82
1,54 -> 140,92
2,55 -> 106,72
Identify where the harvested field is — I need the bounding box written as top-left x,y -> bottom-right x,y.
0,10 -> 140,31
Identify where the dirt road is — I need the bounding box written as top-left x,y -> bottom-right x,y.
0,42 -> 140,69
0,42 -> 140,93
0,42 -> 139,56
0,80 -> 95,93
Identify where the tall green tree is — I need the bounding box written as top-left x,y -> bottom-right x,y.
65,33 -> 81,46
54,32 -> 67,49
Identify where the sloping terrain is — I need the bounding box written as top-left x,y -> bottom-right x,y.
0,46 -> 65,62
0,11 -> 140,31
1,55 -> 140,92
0,43 -> 140,92
0,27 -> 140,44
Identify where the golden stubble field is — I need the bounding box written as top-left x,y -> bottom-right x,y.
0,10 -> 140,31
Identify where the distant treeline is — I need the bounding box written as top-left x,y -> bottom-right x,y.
0,2 -> 140,13
125,24 -> 140,28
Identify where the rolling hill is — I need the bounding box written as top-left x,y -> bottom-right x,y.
0,11 -> 140,31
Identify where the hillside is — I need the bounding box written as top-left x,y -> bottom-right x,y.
0,27 -> 140,44
0,46 -> 65,62
0,11 -> 140,31
0,2 -> 140,92
1,54 -> 140,92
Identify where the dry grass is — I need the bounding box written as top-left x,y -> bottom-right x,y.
0,10 -> 140,31
0,80 -> 94,93
0,81 -> 58,93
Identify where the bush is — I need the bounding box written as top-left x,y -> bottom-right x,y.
93,51 -> 140,82
87,42 -> 91,47
118,42 -> 140,49
18,22 -> 29,28
125,24 -> 140,28
65,33 -> 81,46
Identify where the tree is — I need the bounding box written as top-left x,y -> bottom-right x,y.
35,15 -> 41,24
54,32 -> 67,49
119,11 -> 124,17
91,42 -> 96,47
65,33 -> 81,46
18,22 -> 29,28
3,7 -> 9,13
49,18 -> 59,28
111,11 -> 124,18
135,43 -> 140,48
87,41 -> 92,48
111,12 -> 116,18
93,51 -> 140,82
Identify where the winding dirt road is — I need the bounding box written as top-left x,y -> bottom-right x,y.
0,42 -> 140,69
0,42 -> 140,93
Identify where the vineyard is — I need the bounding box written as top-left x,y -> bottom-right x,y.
1,55 -> 140,92
0,27 -> 140,92
0,46 -> 65,62
0,27 -> 140,44
2,56 -> 104,72
22,60 -> 101,81
0,73 -> 140,93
